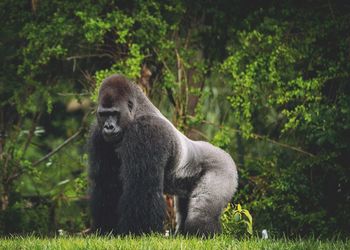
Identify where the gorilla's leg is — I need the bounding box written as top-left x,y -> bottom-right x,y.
174,196 -> 189,234
183,170 -> 234,236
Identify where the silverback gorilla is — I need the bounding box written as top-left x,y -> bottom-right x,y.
88,74 -> 238,236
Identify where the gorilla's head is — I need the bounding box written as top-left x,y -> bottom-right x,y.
97,75 -> 136,144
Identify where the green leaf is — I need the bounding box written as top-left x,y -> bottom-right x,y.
242,209 -> 253,224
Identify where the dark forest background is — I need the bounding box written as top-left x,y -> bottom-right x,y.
0,0 -> 349,238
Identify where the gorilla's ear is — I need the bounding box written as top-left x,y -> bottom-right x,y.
128,100 -> 134,112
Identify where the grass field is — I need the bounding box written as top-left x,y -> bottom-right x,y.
0,235 -> 349,250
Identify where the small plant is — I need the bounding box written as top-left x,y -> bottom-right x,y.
221,203 -> 253,237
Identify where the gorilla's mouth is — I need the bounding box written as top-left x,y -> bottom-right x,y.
102,131 -> 123,144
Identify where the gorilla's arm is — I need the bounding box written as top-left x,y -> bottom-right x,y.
88,126 -> 123,234
117,116 -> 174,235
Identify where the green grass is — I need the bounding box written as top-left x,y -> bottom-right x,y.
0,235 -> 349,250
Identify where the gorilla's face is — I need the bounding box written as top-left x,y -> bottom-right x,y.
97,75 -> 136,145
97,99 -> 134,145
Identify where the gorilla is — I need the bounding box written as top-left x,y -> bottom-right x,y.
88,74 -> 238,236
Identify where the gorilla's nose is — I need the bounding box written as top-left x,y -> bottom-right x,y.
103,124 -> 118,136
104,123 -> 114,130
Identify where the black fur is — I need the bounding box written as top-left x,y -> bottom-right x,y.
88,126 -> 123,234
88,74 -> 238,236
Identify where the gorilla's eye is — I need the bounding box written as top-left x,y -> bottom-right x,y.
98,110 -> 119,118
98,111 -> 109,117
128,100 -> 134,112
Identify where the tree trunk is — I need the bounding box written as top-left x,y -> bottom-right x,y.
1,184 -> 9,211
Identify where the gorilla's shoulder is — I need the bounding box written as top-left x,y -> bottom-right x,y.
122,115 -> 176,155
126,115 -> 176,141
134,115 -> 172,127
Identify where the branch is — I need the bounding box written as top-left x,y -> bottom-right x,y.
327,0 -> 336,21
250,133 -> 315,157
188,128 -> 210,141
152,48 -> 176,108
32,111 -> 91,166
6,112 -> 91,183
189,116 -> 315,157
7,128 -> 84,183
22,111 -> 42,158
31,128 -> 83,167
152,48 -> 172,74
57,92 -> 89,96
66,53 -> 114,61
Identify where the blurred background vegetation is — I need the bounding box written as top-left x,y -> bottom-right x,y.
0,0 -> 349,238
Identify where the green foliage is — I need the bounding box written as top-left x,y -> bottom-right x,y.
221,18 -> 324,137
76,10 -> 134,44
221,203 -> 253,237
220,5 -> 350,237
0,201 -> 50,234
211,127 -> 232,150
